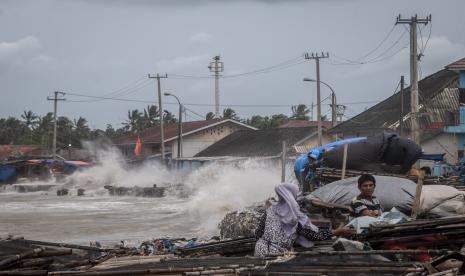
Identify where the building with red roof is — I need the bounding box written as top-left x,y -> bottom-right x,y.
112,119 -> 257,158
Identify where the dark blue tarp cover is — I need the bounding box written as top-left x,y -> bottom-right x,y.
0,165 -> 17,183
420,153 -> 445,161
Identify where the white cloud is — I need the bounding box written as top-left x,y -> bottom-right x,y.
0,36 -> 59,73
189,32 -> 213,44
0,36 -> 40,61
156,54 -> 211,72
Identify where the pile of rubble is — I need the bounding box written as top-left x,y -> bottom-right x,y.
218,203 -> 266,240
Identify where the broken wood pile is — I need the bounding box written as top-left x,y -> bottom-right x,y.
2,236 -> 464,275
178,237 -> 256,257
361,216 -> 465,249
314,167 -> 462,186
244,251 -> 429,275
0,237 -> 115,275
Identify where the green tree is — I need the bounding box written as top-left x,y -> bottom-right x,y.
56,116 -> 74,149
142,105 -> 160,128
206,112 -> 214,120
291,104 -> 310,120
123,109 -> 143,132
222,108 -> 239,120
104,124 -> 116,138
35,113 -> 54,148
0,117 -> 28,144
163,110 -> 177,124
269,114 -> 289,128
248,115 -> 270,129
21,110 -> 38,143
72,117 -> 91,147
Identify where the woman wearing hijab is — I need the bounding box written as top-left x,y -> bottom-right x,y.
254,183 -> 354,257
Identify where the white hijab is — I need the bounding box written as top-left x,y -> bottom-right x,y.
271,183 -> 319,247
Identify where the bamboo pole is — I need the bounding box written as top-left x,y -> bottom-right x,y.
0,248 -> 44,270
411,171 -> 425,219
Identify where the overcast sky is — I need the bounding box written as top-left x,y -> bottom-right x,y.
1,0 -> 464,129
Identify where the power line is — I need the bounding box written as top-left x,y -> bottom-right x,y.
354,25 -> 397,61
183,106 -> 205,120
65,91 -> 387,109
327,28 -> 408,66
67,78 -> 151,103
169,55 -> 305,80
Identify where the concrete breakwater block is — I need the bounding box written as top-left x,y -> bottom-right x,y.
57,188 -> 69,196
104,184 -> 165,197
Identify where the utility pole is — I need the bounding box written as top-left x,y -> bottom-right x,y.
310,100 -> 314,121
47,91 -> 66,159
331,93 -> 337,127
148,73 -> 168,164
305,52 -> 329,146
208,56 -> 223,118
396,14 -> 431,145
399,76 -> 405,137
336,105 -> 346,123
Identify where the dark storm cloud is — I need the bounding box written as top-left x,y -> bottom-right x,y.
0,0 -> 464,128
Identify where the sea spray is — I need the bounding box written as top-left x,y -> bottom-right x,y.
62,143 -> 176,195
3,143 -> 293,241
181,159 -> 280,235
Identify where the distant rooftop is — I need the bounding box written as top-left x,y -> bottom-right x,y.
195,127 -> 318,157
329,68 -> 458,138
279,120 -> 332,128
446,57 -> 465,71
112,119 -> 255,145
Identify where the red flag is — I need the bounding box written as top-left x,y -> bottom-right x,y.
134,136 -> 142,156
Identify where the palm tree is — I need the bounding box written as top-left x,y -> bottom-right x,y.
222,108 -> 239,120
163,110 -> 177,124
123,109 -> 142,132
142,105 -> 160,128
37,113 -> 54,148
21,110 -> 38,143
21,110 -> 39,129
291,104 -> 310,120
73,117 -> 91,145
206,112 -> 214,120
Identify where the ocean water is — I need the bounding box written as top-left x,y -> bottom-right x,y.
0,147 -> 281,245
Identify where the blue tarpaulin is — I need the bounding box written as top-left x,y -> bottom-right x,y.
420,153 -> 445,161
0,165 -> 17,183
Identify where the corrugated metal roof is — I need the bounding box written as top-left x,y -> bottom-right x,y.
279,120 -> 332,128
446,57 -> 465,71
195,127 -> 317,157
329,69 -> 459,138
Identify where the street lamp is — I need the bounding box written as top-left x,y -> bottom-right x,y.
303,78 -> 337,128
164,92 -> 182,159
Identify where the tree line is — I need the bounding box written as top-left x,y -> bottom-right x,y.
0,104 -> 322,148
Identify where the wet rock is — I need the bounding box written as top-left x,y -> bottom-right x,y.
218,203 -> 266,240
57,188 -> 69,196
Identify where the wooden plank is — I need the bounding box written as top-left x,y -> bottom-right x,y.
411,171 -> 425,219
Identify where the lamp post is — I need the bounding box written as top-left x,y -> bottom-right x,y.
164,92 -> 182,159
303,78 -> 337,128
